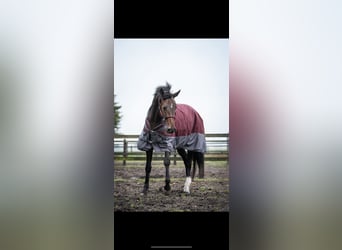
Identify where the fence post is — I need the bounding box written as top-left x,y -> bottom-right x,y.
123,138 -> 127,166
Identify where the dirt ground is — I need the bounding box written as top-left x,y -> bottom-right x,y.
114,161 -> 229,212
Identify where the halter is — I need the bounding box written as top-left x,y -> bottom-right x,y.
159,95 -> 176,121
159,108 -> 175,120
157,87 -> 177,130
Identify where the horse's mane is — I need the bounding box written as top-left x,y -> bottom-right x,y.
153,82 -> 172,101
147,82 -> 172,125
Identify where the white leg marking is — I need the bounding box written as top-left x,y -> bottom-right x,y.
183,177 -> 192,193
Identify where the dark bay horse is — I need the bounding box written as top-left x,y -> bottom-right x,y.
137,83 -> 206,194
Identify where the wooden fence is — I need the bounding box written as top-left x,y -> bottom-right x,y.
113,133 -> 229,165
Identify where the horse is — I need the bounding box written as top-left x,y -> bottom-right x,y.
137,82 -> 206,194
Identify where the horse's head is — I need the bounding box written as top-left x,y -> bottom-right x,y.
157,82 -> 180,134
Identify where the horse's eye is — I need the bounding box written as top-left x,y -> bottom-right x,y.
163,106 -> 167,111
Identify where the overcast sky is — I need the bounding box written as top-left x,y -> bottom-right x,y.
114,39 -> 229,134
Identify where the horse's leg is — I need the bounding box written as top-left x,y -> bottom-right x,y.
196,152 -> 205,178
191,153 -> 197,180
142,149 -> 153,194
177,148 -> 192,193
164,151 -> 171,192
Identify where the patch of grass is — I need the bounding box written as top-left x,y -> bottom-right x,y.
169,209 -> 185,212
113,178 -> 127,182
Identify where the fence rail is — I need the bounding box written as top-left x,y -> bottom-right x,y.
114,133 -> 229,165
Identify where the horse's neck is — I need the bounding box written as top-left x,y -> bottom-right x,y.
147,98 -> 162,129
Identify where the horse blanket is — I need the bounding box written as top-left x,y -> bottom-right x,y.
137,104 -> 206,153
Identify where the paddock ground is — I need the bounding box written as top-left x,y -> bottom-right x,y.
114,161 -> 229,212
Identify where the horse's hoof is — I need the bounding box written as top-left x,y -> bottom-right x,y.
159,187 -> 171,195
183,188 -> 190,194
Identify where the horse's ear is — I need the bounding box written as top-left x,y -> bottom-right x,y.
172,90 -> 181,98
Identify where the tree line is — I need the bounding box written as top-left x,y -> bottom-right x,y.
114,94 -> 122,134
